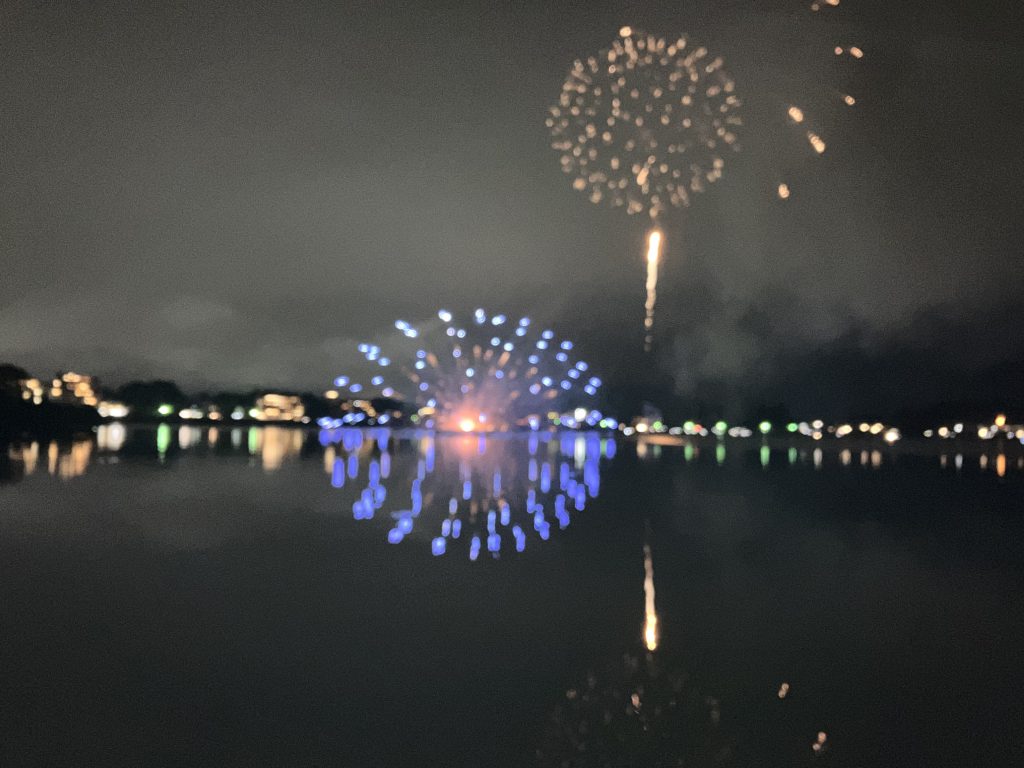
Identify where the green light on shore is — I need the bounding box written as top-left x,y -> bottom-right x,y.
759,421 -> 772,435
714,420 -> 727,434
683,420 -> 695,432
157,404 -> 174,417
786,422 -> 799,433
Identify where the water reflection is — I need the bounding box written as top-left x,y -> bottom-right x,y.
96,422 -> 126,452
642,541 -> 658,652
537,544 -> 731,767
2,426 -> 1022,487
3,439 -> 93,480
319,428 -> 612,559
248,426 -> 304,471
1,424 -> 314,482
178,424 -> 204,450
156,423 -> 172,458
536,650 -> 730,768
53,440 -> 92,479
535,540 -> 842,767
627,438 -> 1024,477
10,441 -> 39,475
0,426 -> 1021,765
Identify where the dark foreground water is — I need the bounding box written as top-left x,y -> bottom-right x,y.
1,426 -> 1022,767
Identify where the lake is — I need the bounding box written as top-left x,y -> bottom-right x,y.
1,425 -> 1022,766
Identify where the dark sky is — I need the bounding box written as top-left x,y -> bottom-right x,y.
2,0 -> 1022,416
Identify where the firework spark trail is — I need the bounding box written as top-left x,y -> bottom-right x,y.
550,11 -> 863,347
642,229 -> 663,353
549,27 -> 739,349
777,0 -> 864,197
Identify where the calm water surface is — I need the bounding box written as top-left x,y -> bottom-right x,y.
1,426 -> 1022,767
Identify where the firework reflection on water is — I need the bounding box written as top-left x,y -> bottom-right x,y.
320,428 -> 615,560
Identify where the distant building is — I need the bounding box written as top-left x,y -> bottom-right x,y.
49,372 -> 98,408
631,403 -> 666,434
97,401 -> 130,419
251,393 -> 305,422
20,377 -> 44,405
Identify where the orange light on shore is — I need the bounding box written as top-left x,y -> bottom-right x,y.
459,418 -> 477,433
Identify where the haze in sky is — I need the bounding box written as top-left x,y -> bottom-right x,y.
2,0 -> 1021,415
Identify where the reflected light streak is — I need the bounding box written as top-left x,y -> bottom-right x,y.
97,423 -> 126,452
42,439 -> 93,480
643,542 -> 659,651
8,441 -> 40,475
260,426 -> 304,471
321,428 -> 609,559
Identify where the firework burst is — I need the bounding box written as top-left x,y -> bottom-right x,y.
548,27 -> 741,221
325,309 -> 604,431
548,27 -> 740,351
550,8 -> 863,348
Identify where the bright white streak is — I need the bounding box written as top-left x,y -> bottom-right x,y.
643,229 -> 663,353
643,542 -> 658,651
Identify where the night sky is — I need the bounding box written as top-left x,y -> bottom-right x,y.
2,0 -> 1022,417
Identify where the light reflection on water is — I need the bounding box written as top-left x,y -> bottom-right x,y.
634,435 -> 1024,476
4,426 -> 1024,487
318,428 -> 612,559
642,540 -> 658,652
4,438 -> 95,479
1,426 -> 1023,766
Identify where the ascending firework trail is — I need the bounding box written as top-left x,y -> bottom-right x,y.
549,27 -> 741,351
